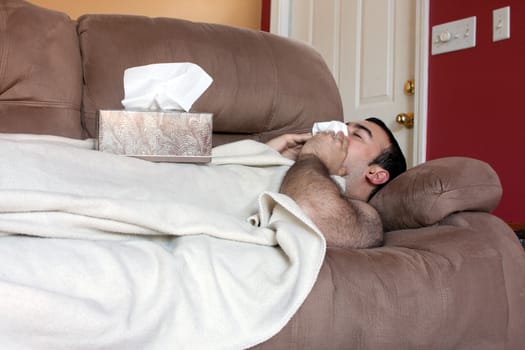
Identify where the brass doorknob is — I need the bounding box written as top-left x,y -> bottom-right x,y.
396,112 -> 414,129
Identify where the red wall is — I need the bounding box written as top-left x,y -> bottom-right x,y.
261,0 -> 271,31
428,0 -> 525,223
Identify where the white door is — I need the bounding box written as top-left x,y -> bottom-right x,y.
271,0 -> 429,167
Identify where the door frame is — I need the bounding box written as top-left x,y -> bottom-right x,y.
270,0 -> 429,165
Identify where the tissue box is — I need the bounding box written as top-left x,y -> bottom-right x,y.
97,110 -> 212,162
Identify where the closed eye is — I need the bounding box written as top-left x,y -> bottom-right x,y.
347,122 -> 373,140
354,124 -> 373,139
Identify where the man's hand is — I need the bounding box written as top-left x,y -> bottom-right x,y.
299,131 -> 348,176
265,133 -> 312,160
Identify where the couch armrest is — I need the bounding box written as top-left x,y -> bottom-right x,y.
369,157 -> 502,231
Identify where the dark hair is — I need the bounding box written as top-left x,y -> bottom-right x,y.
365,117 -> 407,199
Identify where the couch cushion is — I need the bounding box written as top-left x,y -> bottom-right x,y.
77,14 -> 343,142
0,0 -> 83,138
255,212 -> 525,349
369,157 -> 502,231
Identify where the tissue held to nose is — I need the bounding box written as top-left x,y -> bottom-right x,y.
311,120 -> 348,193
311,121 -> 348,136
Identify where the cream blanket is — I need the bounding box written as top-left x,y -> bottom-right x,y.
0,134 -> 326,350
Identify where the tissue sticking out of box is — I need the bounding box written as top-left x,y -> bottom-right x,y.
312,121 -> 348,136
121,62 -> 213,112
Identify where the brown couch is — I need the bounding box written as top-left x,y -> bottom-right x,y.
1,1 -> 524,349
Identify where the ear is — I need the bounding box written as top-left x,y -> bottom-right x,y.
366,165 -> 389,185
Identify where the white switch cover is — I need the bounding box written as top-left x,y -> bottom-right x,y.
431,16 -> 476,55
493,6 -> 510,41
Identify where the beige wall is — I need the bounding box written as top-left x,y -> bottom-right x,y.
29,0 -> 262,29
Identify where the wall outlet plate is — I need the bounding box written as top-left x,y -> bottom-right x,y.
493,6 -> 510,42
431,16 -> 476,55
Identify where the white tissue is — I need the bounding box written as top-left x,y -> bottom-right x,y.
121,62 -> 213,111
312,121 -> 348,136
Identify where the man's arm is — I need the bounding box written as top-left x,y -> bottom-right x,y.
279,133 -> 383,248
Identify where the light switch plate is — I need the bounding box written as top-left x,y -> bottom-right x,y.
431,16 -> 476,55
493,6 -> 510,41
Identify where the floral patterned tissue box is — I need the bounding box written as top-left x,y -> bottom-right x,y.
97,110 -> 212,162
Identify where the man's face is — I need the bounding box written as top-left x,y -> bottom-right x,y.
342,120 -> 390,184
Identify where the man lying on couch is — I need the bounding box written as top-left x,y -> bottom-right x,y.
268,117 -> 406,249
0,117 -> 405,250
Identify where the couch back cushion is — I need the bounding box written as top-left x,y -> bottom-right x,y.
0,0 -> 83,138
370,157 -> 503,231
77,14 -> 343,144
